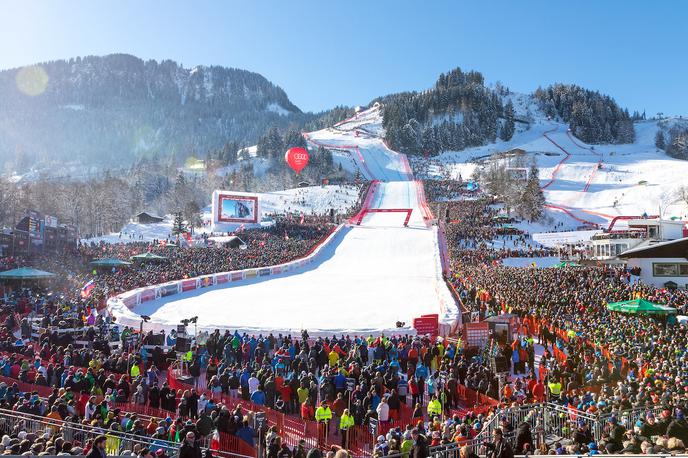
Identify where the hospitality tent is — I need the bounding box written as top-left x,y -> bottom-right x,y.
0,267 -> 56,280
553,261 -> 582,268
606,298 -> 677,315
89,258 -> 132,268
130,252 -> 167,263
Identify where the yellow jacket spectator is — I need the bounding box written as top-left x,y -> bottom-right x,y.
427,396 -> 442,417
340,410 -> 354,431
315,403 -> 332,423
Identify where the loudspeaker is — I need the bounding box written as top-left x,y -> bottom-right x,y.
175,337 -> 191,352
493,356 -> 510,373
145,334 -> 164,346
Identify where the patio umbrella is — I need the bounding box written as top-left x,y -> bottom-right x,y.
89,258 -> 132,268
130,252 -> 167,263
0,267 -> 56,280
606,298 -> 676,315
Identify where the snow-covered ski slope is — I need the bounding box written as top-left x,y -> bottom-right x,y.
436,105 -> 688,230
109,107 -> 457,336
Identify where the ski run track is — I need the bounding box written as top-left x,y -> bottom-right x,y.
108,107 -> 459,337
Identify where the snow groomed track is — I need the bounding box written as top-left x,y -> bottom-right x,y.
108,107 -> 458,336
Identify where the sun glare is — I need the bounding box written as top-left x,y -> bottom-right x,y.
15,65 -> 49,96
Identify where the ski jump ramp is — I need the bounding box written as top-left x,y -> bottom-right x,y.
108,107 -> 458,336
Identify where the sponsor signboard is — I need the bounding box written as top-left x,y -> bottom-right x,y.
245,270 -> 257,279
181,279 -> 197,292
159,284 -> 179,297
258,268 -> 271,277
122,295 -> 138,308
139,289 -> 155,303
413,314 -> 439,336
464,322 -> 490,348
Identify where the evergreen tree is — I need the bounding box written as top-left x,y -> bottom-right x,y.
222,141 -> 238,165
257,127 -> 284,159
172,211 -> 186,235
283,128 -> 307,149
534,84 -> 635,144
655,130 -> 666,150
501,100 -> 515,141
519,163 -> 545,221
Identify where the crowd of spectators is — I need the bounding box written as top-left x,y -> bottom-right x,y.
423,180 -> 479,204
4,180 -> 688,456
441,196 -> 688,454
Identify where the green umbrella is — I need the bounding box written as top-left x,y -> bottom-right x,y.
0,267 -> 56,280
89,258 -> 132,268
606,298 -> 677,315
552,261 -> 582,268
130,252 -> 167,262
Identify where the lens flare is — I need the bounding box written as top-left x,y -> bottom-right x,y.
15,65 -> 49,96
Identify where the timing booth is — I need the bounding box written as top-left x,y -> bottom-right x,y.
484,313 -> 518,344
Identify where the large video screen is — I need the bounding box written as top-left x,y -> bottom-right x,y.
217,194 -> 259,223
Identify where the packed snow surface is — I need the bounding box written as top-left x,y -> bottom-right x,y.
435,108 -> 688,230
111,107 -> 457,335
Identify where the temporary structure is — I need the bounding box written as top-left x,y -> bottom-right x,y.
130,252 -> 168,263
606,298 -> 677,315
89,258 -> 132,268
0,267 -> 56,280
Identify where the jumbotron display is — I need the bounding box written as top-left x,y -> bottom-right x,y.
211,190 -> 261,228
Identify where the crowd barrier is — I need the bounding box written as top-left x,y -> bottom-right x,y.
165,365 -> 499,457
106,223 -> 344,330
540,128 -> 571,190
302,133 -> 376,180
414,180 -> 434,225
349,180 -> 380,225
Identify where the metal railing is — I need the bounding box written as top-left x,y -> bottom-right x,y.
0,408 -> 253,458
0,408 -> 180,455
385,440 -> 474,458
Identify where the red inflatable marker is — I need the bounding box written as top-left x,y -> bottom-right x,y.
285,147 -> 309,174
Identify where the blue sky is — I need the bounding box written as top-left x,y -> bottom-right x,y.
1,0 -> 685,115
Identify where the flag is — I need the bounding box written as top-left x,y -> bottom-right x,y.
299,213 -> 305,225
80,279 -> 95,299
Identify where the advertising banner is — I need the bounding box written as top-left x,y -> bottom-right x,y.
45,215 -> 58,228
231,272 -> 244,281
139,289 -> 156,303
216,274 -> 230,284
159,284 -> 179,297
122,295 -> 138,308
464,322 -> 490,348
413,314 -> 439,336
181,279 -> 197,292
